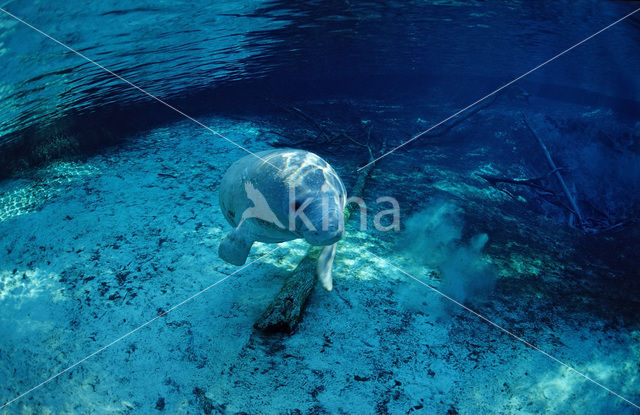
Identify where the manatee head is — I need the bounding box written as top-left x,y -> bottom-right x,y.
281,151 -> 346,246
298,187 -> 345,246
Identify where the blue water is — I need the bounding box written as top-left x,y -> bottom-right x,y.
1,0 -> 640,413
1,1 -> 638,142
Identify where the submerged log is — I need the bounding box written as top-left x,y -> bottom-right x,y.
254,153 -> 376,334
253,247 -> 322,333
522,114 -> 584,228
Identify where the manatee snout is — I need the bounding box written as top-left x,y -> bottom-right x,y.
303,226 -> 343,246
301,204 -> 344,246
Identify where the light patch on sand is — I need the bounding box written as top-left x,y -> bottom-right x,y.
0,268 -> 63,305
0,161 -> 99,223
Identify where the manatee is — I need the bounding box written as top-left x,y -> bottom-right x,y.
218,149 -> 347,290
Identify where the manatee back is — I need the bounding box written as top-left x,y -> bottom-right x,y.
218,150 -> 290,228
219,155 -> 250,227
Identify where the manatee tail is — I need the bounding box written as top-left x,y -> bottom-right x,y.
317,243 -> 337,291
218,227 -> 254,266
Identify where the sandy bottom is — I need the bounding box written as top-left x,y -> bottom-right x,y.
0,115 -> 638,414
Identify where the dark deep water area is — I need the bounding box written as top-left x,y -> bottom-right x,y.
1,1 -> 640,414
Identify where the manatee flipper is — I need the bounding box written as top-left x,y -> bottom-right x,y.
317,243 -> 337,291
219,225 -> 254,266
